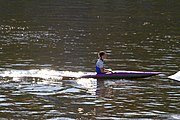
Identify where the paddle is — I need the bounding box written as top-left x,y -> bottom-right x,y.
105,69 -> 114,74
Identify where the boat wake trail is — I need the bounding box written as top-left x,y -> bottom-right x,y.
168,71 -> 180,81
0,69 -> 64,80
0,69 -> 160,80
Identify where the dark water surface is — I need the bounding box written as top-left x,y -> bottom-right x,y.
0,0 -> 179,119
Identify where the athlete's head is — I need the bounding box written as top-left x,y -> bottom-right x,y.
98,51 -> 107,59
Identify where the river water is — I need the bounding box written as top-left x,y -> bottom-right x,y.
0,0 -> 179,119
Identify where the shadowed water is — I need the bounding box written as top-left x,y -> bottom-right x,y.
0,0 -> 179,119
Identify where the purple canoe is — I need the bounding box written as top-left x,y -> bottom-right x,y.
61,71 -> 160,79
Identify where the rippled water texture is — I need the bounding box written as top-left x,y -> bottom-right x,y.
0,0 -> 179,119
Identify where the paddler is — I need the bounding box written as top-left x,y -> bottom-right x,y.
96,51 -> 112,74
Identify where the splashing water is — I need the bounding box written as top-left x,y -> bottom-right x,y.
168,71 -> 180,81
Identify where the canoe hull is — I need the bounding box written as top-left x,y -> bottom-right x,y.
80,71 -> 161,79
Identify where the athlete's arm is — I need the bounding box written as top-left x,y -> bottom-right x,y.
100,68 -> 105,73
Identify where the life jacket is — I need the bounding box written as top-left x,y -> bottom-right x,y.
96,66 -> 102,74
96,59 -> 104,74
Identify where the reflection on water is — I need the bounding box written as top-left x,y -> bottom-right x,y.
0,0 -> 180,119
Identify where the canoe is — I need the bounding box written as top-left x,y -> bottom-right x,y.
61,71 -> 161,79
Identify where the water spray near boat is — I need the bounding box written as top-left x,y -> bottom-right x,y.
168,71 -> 180,81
